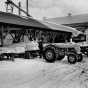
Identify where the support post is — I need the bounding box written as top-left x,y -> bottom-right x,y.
1,25 -> 4,47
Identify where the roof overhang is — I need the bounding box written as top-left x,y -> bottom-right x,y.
40,21 -> 82,36
0,12 -> 83,36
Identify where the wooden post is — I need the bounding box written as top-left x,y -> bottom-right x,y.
1,25 -> 4,47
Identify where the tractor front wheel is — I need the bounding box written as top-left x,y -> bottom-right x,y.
68,54 -> 77,64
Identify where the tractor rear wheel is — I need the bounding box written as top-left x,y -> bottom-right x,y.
43,48 -> 56,63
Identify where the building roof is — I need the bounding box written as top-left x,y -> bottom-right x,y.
0,11 -> 47,29
46,14 -> 88,25
40,21 -> 82,36
0,11 -> 81,36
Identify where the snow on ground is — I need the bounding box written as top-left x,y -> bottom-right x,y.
0,57 -> 88,88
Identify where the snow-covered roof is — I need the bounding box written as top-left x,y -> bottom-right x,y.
46,14 -> 88,25
0,11 -> 47,29
0,11 -> 82,36
40,21 -> 82,36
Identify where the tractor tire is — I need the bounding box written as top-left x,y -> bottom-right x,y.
43,48 -> 56,63
25,51 -> 31,59
77,54 -> 83,62
68,54 -> 77,64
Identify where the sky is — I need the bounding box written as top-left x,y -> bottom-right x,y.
0,0 -> 88,19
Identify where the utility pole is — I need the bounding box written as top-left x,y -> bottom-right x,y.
26,0 -> 29,16
18,2 -> 21,16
